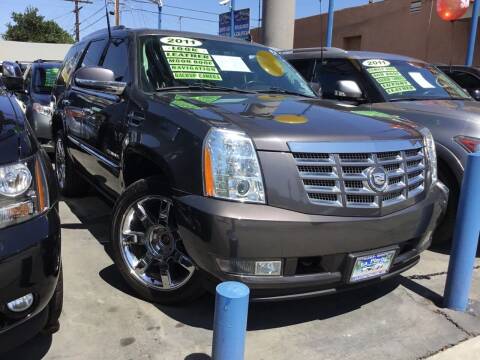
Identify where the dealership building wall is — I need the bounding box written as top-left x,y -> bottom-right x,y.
253,0 -> 480,65
0,40 -> 71,63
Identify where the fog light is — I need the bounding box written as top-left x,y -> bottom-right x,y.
7,293 -> 34,313
217,259 -> 282,276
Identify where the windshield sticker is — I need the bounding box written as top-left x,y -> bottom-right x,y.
363,59 -> 391,67
256,50 -> 285,77
408,72 -> 435,89
367,67 -> 416,95
160,36 -> 203,47
162,44 -> 222,81
212,55 -> 251,73
44,68 -> 59,87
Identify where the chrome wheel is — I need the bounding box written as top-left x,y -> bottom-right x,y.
119,196 -> 195,291
55,137 -> 66,189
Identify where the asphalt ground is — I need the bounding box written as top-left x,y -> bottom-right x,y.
2,194 -> 480,360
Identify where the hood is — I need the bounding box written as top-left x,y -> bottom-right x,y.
0,92 -> 36,165
156,93 -> 422,151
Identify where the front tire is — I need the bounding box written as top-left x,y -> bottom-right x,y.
111,178 -> 204,304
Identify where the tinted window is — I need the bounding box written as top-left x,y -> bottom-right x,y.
82,39 -> 107,67
289,59 -> 314,81
101,38 -> 130,82
314,59 -> 366,99
448,71 -> 480,90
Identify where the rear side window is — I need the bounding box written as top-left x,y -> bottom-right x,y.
289,59 -> 314,81
101,38 -> 130,82
81,39 -> 108,67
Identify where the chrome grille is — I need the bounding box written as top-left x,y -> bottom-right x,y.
291,141 -> 426,208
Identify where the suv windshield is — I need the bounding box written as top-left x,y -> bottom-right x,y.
361,59 -> 471,101
32,64 -> 60,94
139,35 -> 315,97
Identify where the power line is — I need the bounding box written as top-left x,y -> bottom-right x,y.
80,13 -> 106,32
127,0 -> 220,16
127,6 -> 218,23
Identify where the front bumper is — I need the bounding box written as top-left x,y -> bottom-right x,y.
0,207 -> 61,349
175,182 -> 448,301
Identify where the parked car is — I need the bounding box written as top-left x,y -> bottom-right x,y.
52,27 -> 447,304
0,67 -> 62,352
283,47 -> 479,243
1,61 -> 27,113
437,65 -> 480,101
18,60 -> 62,152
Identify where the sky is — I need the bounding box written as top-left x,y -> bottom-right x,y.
0,0 -> 367,40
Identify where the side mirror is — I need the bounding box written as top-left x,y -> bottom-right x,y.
309,82 -> 322,97
73,66 -> 126,95
334,80 -> 363,100
2,61 -> 24,92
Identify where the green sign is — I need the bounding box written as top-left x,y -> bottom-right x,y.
367,66 -> 416,95
45,68 -> 59,87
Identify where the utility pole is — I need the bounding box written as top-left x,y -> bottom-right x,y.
114,0 -> 120,26
65,0 -> 92,42
262,0 -> 295,49
150,0 -> 164,30
230,0 -> 235,37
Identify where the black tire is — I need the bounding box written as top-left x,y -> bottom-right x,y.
43,267 -> 63,334
434,165 -> 459,245
111,177 -> 204,305
54,130 -> 88,197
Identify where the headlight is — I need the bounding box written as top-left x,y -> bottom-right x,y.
203,128 -> 265,203
32,102 -> 53,117
420,128 -> 437,183
0,155 -> 50,229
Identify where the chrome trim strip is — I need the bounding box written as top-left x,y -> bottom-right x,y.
288,140 -> 423,154
67,135 -> 120,169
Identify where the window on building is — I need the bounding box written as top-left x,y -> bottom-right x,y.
101,38 -> 130,82
343,36 -> 362,51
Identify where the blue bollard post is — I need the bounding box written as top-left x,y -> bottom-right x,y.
326,0 -> 335,47
212,281 -> 250,360
444,151 -> 480,311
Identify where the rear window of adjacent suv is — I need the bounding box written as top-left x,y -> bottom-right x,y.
139,35 -> 315,97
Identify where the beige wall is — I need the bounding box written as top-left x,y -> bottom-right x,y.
253,0 -> 480,65
0,40 -> 71,63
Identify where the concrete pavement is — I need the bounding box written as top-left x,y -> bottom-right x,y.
2,195 -> 479,360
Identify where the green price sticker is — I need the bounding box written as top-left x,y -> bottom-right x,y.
45,68 -> 59,87
173,72 -> 223,81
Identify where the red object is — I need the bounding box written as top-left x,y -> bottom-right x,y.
454,135 -> 480,153
436,0 -> 470,21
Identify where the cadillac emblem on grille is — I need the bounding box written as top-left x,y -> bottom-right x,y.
367,166 -> 388,192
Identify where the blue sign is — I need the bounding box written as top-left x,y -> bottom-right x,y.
219,8 -> 250,40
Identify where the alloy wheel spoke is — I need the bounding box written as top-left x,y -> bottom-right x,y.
159,267 -> 173,289
134,203 -> 155,229
134,252 -> 154,276
122,230 -> 146,245
174,251 -> 195,273
158,200 -> 171,225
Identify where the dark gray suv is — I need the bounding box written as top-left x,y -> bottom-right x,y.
52,27 -> 447,303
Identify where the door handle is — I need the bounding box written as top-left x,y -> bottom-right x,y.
127,111 -> 144,127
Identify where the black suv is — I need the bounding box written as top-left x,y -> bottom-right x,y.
52,27 -> 447,303
20,60 -> 62,151
0,66 -> 62,352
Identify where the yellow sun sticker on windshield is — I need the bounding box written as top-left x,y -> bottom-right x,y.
256,50 -> 285,77
367,67 -> 416,95
162,43 -> 222,81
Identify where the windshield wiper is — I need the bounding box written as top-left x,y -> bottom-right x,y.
255,87 -> 315,98
155,83 -> 256,94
